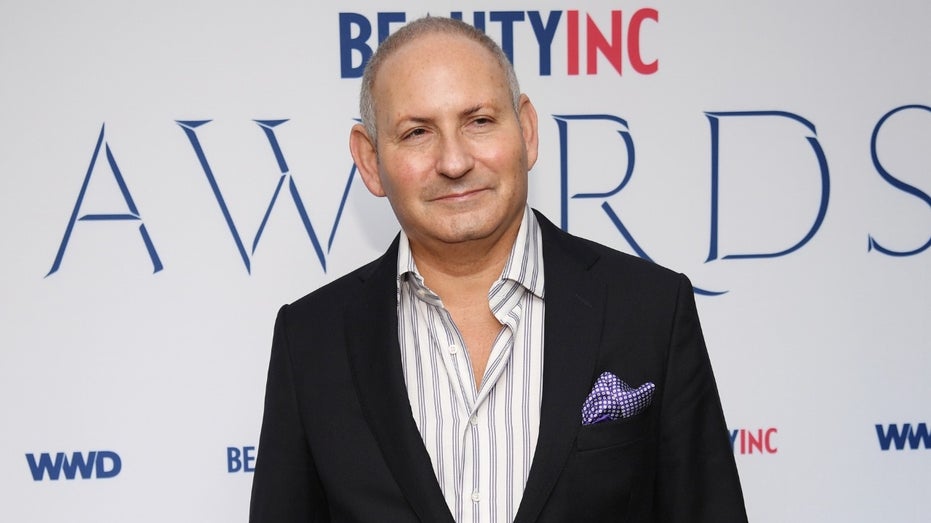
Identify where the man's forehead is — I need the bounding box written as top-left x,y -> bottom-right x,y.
376,31 -> 504,85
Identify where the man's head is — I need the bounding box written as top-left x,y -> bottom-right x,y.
349,16 -> 539,255
359,16 -> 521,143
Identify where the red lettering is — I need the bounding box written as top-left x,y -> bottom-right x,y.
747,429 -> 765,454
628,8 -> 658,74
567,10 -> 579,75
734,428 -> 778,454
765,428 -> 778,453
586,11 -> 623,75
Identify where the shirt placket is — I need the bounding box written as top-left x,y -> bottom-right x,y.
417,294 -> 475,521
412,273 -> 530,523
465,281 -> 526,523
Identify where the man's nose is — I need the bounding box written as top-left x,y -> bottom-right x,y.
435,132 -> 474,179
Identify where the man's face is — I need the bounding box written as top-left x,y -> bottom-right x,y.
353,32 -> 538,252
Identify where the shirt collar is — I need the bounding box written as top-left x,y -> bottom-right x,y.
397,206 -> 545,299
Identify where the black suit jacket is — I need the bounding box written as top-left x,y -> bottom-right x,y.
250,211 -> 748,522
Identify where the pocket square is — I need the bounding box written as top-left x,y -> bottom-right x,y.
581,371 -> 655,426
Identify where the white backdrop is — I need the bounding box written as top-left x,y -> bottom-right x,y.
1,1 -> 929,522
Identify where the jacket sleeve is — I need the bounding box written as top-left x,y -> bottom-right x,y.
249,305 -> 330,522
654,275 -> 748,522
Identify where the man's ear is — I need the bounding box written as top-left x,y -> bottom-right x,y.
517,94 -> 539,170
349,123 -> 385,197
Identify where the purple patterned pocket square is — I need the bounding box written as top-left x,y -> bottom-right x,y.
581,371 -> 655,426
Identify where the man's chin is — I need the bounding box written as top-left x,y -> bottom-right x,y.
403,205 -> 522,248
435,216 -> 519,247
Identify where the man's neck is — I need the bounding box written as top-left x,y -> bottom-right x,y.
408,219 -> 522,389
408,219 -> 521,304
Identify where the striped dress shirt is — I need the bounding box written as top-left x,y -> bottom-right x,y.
396,207 -> 546,523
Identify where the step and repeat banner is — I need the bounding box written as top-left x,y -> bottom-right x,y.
2,1 -> 928,521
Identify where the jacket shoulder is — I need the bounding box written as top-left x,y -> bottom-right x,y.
286,237 -> 397,317
533,209 -> 684,288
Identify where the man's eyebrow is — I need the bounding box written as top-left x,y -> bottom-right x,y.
395,104 -> 496,125
404,116 -> 431,125
392,115 -> 432,129
462,103 -> 499,117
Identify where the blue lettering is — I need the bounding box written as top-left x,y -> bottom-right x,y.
876,423 -> 931,450
471,11 -> 486,33
95,450 -> 121,478
227,446 -> 242,473
339,12 -> 372,78
26,452 -> 64,481
729,429 -> 739,450
528,11 -> 562,75
705,111 -> 830,261
377,12 -> 405,44
489,11 -> 525,63
554,114 -> 724,296
253,119 -> 328,271
228,446 -> 256,473
339,11 -> 571,77
868,104 -> 931,256
907,422 -> 931,449
877,423 -> 910,450
61,451 -> 97,479
553,114 -> 634,231
244,446 -> 257,472
25,451 -> 113,480
177,119 -> 351,273
47,124 -> 163,276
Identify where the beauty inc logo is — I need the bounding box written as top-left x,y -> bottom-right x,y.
338,9 -> 659,78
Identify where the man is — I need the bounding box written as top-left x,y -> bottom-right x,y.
250,16 -> 747,523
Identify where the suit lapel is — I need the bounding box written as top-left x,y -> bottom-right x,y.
515,212 -> 606,523
344,237 -> 455,523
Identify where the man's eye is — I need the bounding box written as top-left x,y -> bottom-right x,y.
403,128 -> 427,140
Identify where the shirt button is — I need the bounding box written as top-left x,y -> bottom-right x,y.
471,490 -> 480,502
469,416 -> 478,426
448,345 -> 458,355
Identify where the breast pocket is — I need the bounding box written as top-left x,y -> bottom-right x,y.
565,409 -> 654,520
575,407 -> 650,450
